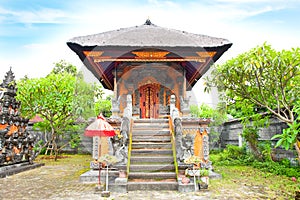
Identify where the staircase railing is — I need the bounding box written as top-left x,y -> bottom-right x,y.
126,118 -> 134,176
169,116 -> 178,180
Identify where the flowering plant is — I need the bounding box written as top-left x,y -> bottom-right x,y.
99,154 -> 118,165
184,155 -> 202,165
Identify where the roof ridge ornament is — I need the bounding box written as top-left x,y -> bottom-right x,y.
144,19 -> 153,25
1,67 -> 16,88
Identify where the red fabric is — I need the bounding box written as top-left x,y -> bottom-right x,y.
84,129 -> 116,137
84,114 -> 116,137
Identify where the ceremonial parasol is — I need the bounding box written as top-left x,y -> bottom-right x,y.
84,113 -> 116,137
84,113 -> 116,192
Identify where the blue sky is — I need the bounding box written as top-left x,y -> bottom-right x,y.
1,0 -> 300,82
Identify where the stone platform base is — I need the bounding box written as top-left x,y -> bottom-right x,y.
80,169 -> 127,193
80,169 -> 222,193
178,182 -> 195,192
80,169 -> 119,183
0,162 -> 45,178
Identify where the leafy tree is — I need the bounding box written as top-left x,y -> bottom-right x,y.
51,60 -> 77,76
190,103 -> 227,125
16,72 -> 76,160
226,98 -> 270,160
16,61 -> 105,160
73,72 -> 95,119
94,95 -> 112,117
205,43 -> 300,163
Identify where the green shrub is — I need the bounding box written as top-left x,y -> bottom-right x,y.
250,160 -> 300,178
226,145 -> 246,160
211,145 -> 253,166
285,167 -> 299,177
211,145 -> 300,178
279,158 -> 291,168
257,141 -> 272,161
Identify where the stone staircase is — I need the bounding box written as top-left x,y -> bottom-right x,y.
127,118 -> 178,191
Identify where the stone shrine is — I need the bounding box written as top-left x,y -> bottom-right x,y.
68,20 -> 231,192
0,68 -> 37,167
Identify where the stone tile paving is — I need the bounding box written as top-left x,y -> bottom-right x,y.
0,155 -> 288,199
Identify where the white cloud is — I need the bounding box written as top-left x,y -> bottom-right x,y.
0,0 -> 299,83
147,0 -> 180,8
0,6 -> 67,24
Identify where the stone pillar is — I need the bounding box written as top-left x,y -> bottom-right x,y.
183,69 -> 186,98
170,94 -> 179,120
111,68 -> 120,118
111,97 -> 120,118
170,95 -> 176,113
199,126 -> 212,169
202,129 -> 209,161
238,133 -> 243,147
114,76 -> 117,99
123,94 -> 132,119
92,136 -> 100,160
180,96 -> 190,117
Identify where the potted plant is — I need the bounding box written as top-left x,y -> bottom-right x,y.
199,169 -> 209,187
184,155 -> 210,190
197,179 -> 208,190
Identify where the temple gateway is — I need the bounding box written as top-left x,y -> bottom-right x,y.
68,20 -> 232,192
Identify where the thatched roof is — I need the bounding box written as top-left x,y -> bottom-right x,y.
67,20 -> 232,90
68,20 -> 230,48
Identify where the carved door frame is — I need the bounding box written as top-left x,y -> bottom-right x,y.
139,84 -> 159,118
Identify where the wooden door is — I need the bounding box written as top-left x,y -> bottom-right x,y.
139,84 -> 159,118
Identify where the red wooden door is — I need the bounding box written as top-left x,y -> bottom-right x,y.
139,84 -> 159,118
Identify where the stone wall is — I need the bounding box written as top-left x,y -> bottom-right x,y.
61,133 -> 93,154
28,125 -> 93,155
219,117 -> 288,148
217,117 -> 298,164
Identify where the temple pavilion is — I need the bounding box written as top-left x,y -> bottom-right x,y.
67,20 -> 232,192
67,19 -> 231,119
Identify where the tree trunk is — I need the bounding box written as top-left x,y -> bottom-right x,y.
295,141 -> 300,165
248,141 -> 263,161
54,143 -> 58,161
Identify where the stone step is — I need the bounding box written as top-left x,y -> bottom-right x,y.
131,142 -> 172,149
132,136 -> 171,142
130,164 -> 175,172
130,156 -> 174,163
131,149 -> 173,155
133,124 -> 169,129
134,119 -> 169,124
127,181 -> 178,191
132,130 -> 170,136
128,172 -> 177,179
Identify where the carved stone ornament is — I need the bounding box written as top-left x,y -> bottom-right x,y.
203,135 -> 209,161
0,68 -> 36,166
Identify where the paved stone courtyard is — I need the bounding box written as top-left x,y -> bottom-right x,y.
0,162 -> 211,200
0,155 -> 289,199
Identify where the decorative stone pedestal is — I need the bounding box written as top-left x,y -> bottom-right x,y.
79,169 -> 118,183
178,181 -> 195,192
110,177 -> 128,193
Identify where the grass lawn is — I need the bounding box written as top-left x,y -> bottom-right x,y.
210,165 -> 299,199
